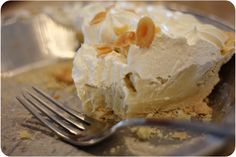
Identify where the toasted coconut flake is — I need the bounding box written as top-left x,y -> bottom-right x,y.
96,44 -> 113,56
114,31 -> 136,47
136,16 -> 156,48
113,25 -> 129,36
90,11 -> 107,25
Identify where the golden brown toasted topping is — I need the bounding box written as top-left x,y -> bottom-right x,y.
136,16 -> 156,48
90,11 -> 107,25
222,32 -> 235,55
113,24 -> 129,36
114,31 -> 136,47
96,44 -> 113,56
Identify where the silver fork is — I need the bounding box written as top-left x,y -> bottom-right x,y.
16,87 -> 234,146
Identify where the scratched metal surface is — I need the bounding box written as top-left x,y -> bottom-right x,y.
1,2 -> 235,156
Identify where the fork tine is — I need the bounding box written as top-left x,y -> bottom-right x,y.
32,86 -> 90,124
16,96 -> 75,141
25,90 -> 86,130
22,93 -> 81,135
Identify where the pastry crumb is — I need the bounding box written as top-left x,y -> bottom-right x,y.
110,148 -> 116,154
193,102 -> 212,115
131,127 -> 163,140
131,126 -> 190,141
53,94 -> 60,99
170,131 -> 189,140
18,130 -> 31,140
52,67 -> 73,85
146,104 -> 212,122
109,145 -> 121,154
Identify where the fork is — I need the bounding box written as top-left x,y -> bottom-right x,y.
16,87 -> 234,146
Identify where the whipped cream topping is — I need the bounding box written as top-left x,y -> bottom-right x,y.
81,4 -> 228,49
136,6 -> 228,48
74,4 -> 230,87
161,14 -> 227,48
82,7 -> 139,45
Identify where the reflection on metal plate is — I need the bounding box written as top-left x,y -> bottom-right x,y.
1,14 -> 79,76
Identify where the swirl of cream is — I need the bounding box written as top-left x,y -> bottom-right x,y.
191,24 -> 228,48
143,10 -> 228,48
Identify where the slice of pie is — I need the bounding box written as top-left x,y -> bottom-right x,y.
72,4 -> 234,121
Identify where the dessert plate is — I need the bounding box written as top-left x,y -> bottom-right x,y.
1,3 -> 234,156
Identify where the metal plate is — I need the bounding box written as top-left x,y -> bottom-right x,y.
1,2 -> 235,156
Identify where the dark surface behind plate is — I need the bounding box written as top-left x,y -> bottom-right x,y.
1,1 -> 235,156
